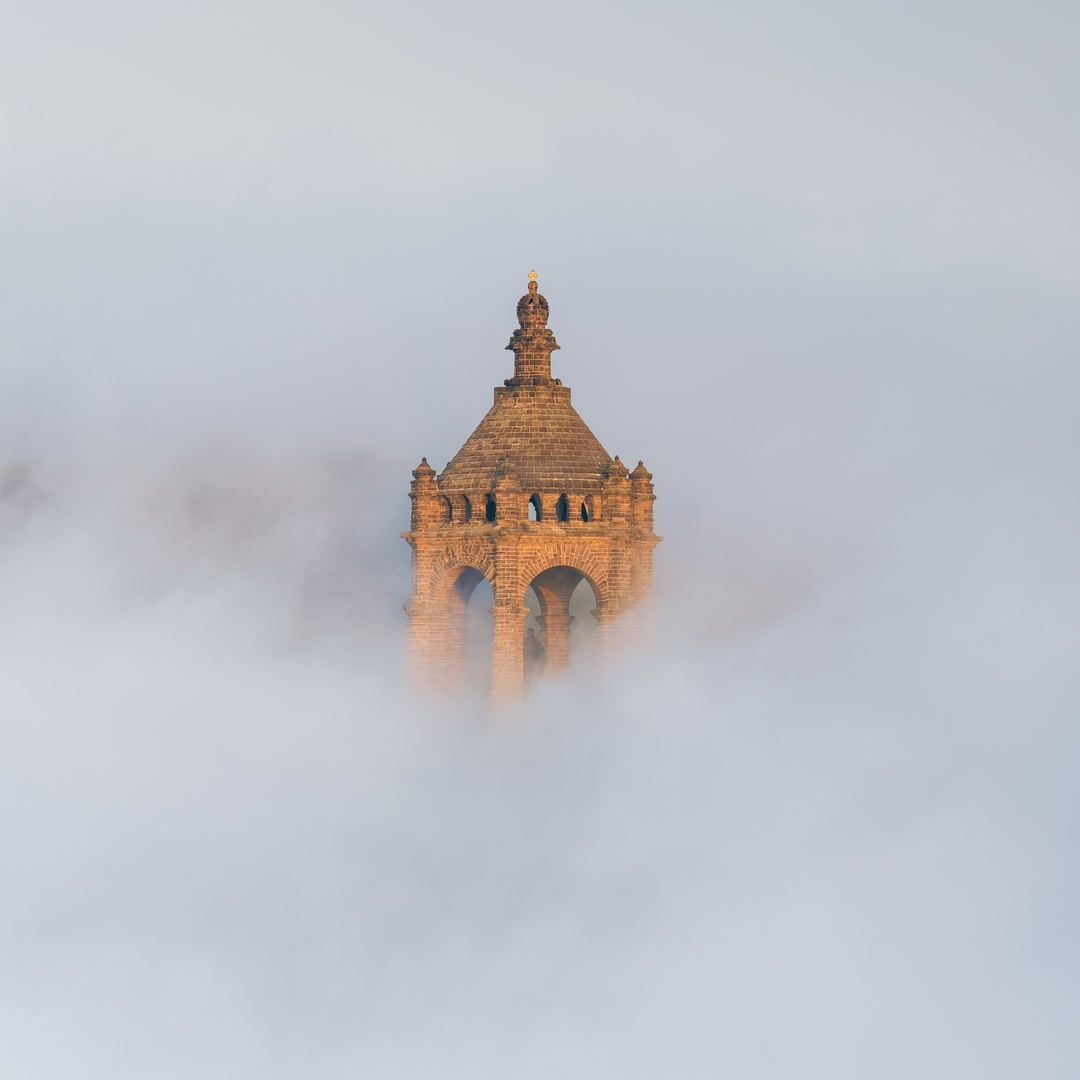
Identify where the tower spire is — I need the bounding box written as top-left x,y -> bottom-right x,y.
506,271 -> 560,383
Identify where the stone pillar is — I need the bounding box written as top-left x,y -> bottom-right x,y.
490,535 -> 523,703
600,457 -> 635,653
592,605 -> 625,658
537,611 -> 575,675
493,458 -> 524,524
527,566 -> 581,678
405,598 -> 469,695
491,603 -> 528,703
630,543 -> 655,606
404,601 -> 437,692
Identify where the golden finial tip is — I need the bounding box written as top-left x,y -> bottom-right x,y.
528,270 -> 538,282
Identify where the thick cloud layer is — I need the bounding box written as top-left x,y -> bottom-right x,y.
1,436 -> 1076,1078
1,0 -> 1078,1076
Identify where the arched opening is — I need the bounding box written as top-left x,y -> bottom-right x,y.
524,565 -> 599,680
485,494 -> 496,523
528,494 -> 541,521
463,496 -> 473,521
465,574 -> 494,694
555,494 -> 568,522
443,496 -> 453,522
431,566 -> 490,695
568,577 -> 597,662
523,583 -> 544,686
580,500 -> 589,522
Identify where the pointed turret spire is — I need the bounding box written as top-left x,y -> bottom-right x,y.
409,457 -> 440,531
630,460 -> 655,531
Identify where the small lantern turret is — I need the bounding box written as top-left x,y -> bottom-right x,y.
505,271 -> 560,384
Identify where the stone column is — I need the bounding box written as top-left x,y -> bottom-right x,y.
592,604 -> 626,658
490,534 -> 524,703
536,612 -> 575,675
404,601 -> 437,692
405,601 -> 469,695
491,603 -> 528,703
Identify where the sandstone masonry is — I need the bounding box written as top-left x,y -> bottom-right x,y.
402,274 -> 660,701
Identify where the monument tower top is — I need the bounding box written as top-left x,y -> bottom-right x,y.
403,274 -> 660,701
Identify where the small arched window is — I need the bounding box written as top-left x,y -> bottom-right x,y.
486,494 -> 497,523
443,496 -> 454,522
528,494 -> 541,521
555,494 -> 569,522
580,500 -> 589,522
463,496 -> 473,521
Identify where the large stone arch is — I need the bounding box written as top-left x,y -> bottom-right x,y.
431,562 -> 494,605
517,545 -> 609,607
520,559 -> 603,678
426,545 -> 495,602
410,561 -> 496,695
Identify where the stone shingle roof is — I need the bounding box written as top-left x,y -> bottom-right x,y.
438,276 -> 613,495
438,384 -> 612,495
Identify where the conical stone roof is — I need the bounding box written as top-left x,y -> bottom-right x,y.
438,275 -> 613,495
439,385 -> 612,494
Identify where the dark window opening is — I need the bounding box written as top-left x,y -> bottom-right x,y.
464,496 -> 473,521
555,494 -> 569,522
443,496 -> 454,522
486,494 -> 497,523
580,501 -> 589,522
529,494 -> 541,521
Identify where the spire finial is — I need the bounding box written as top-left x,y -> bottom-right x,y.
506,271 -> 558,379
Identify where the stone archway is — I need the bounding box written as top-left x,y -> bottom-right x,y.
568,576 -> 598,663
465,573 -> 495,695
407,563 -> 495,693
525,565 -> 601,678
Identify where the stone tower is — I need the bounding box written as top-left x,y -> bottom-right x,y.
402,274 -> 659,702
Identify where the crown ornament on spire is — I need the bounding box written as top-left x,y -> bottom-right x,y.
516,270 -> 549,330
